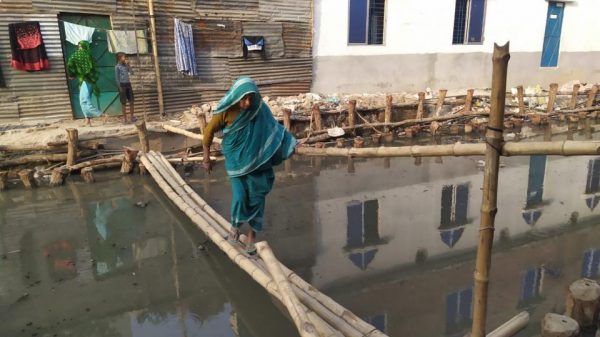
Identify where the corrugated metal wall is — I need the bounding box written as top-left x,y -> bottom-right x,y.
0,0 -> 313,121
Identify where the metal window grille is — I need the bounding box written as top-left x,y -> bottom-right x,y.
368,0 -> 385,45
453,0 -> 468,44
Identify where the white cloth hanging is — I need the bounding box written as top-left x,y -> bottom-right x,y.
107,30 -> 148,54
63,21 -> 95,45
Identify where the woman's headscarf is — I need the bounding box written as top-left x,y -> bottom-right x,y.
216,77 -> 297,177
67,41 -> 100,96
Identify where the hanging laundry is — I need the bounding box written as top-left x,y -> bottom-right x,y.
242,36 -> 266,59
174,18 -> 197,76
9,22 -> 49,71
63,21 -> 95,45
106,30 -> 148,54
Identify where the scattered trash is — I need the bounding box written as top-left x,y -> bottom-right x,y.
327,127 -> 345,138
135,201 -> 148,208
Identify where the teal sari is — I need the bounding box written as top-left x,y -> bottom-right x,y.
215,77 -> 297,231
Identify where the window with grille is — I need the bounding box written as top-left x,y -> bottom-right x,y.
452,0 -> 486,44
348,0 -> 385,45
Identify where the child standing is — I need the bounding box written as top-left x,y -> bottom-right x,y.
115,53 -> 135,123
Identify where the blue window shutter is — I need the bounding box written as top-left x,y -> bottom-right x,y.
467,0 -> 486,43
347,200 -> 364,247
349,0 -> 368,43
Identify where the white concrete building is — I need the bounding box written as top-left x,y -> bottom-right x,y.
312,0 -> 600,93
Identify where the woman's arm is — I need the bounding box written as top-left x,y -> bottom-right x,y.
201,113 -> 225,174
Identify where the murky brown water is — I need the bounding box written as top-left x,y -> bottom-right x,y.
2,122 -> 600,337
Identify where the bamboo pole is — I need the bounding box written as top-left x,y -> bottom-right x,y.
465,89 -> 475,114
384,95 -> 393,132
148,0 -> 165,116
547,83 -> 558,113
283,108 -> 292,131
487,311 -> 529,337
121,147 -> 139,174
586,84 -> 599,108
66,128 -> 79,167
471,42 -> 510,337
81,167 -> 94,183
163,124 -> 222,144
516,85 -> 525,114
144,151 -> 386,337
0,171 -> 7,191
570,84 -> 580,110
295,141 -> 600,158
348,100 -> 356,130
312,104 -> 323,131
136,120 -> 150,153
140,154 -> 366,337
435,89 -> 448,116
0,153 -> 69,169
18,169 -> 36,189
49,168 -> 68,187
256,242 -> 319,337
417,92 -> 425,119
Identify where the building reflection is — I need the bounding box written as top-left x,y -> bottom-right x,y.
522,155 -> 547,226
439,183 -> 470,248
346,199 -> 383,270
584,158 -> 600,210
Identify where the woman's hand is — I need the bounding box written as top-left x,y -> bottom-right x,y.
202,160 -> 212,174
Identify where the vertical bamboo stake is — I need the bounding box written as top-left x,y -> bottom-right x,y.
517,85 -> 525,114
136,120 -> 150,153
435,89 -> 447,117
547,83 -> 558,113
417,92 -> 425,119
570,84 -> 580,110
586,85 -> 599,108
256,242 -> 318,337
49,168 -> 68,187
66,128 -> 79,167
0,171 -> 8,191
465,89 -> 474,114
148,0 -> 165,116
283,108 -> 291,131
18,169 -> 36,189
312,104 -> 322,131
81,167 -> 95,183
471,42 -> 510,337
348,100 -> 356,130
384,95 -> 393,132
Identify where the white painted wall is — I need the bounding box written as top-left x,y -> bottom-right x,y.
314,0 -> 600,57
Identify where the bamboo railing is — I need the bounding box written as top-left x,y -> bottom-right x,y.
295,141 -> 600,158
140,151 -> 386,337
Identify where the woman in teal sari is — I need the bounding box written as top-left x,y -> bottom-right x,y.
202,77 -> 297,254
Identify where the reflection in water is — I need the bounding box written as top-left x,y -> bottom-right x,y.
0,177 -> 297,337
522,155 -> 547,226
445,287 -> 473,335
439,183 -> 470,248
584,159 -> 600,210
5,128 -> 600,337
346,199 -> 382,270
518,267 -> 544,308
581,249 -> 600,278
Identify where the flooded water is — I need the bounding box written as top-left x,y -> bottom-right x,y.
2,123 -> 600,337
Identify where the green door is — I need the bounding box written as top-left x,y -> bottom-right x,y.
58,13 -> 121,118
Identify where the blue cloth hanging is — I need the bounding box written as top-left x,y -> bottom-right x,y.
174,18 -> 197,76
